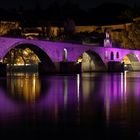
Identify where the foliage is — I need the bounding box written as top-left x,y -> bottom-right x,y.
6,29 -> 22,37
4,48 -> 40,65
118,21 -> 140,49
118,9 -> 134,20
64,18 -> 75,35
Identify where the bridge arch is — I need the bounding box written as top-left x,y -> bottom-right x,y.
123,53 -> 140,71
3,43 -> 56,73
77,50 -> 106,72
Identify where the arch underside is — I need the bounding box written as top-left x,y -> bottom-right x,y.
123,54 -> 140,71
4,43 -> 56,73
79,51 -> 106,72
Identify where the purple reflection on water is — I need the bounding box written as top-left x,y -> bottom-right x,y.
0,88 -> 20,119
0,72 -> 140,138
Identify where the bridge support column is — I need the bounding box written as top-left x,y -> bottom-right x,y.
107,61 -> 124,72
38,62 -> 81,74
0,63 -> 6,76
60,62 -> 81,74
38,63 -> 57,74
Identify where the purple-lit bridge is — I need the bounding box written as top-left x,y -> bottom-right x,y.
0,37 -> 140,72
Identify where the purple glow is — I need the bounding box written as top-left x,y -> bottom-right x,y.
0,37 -> 140,64
0,72 -> 140,131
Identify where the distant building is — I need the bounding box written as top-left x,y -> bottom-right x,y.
133,17 -> 140,22
0,17 -> 137,41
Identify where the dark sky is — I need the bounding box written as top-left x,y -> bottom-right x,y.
1,0 -> 140,10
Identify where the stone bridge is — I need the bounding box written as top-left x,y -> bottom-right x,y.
0,37 -> 140,73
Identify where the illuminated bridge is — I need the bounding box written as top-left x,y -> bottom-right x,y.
0,37 -> 140,73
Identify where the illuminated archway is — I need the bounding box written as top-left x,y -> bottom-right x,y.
3,43 -> 56,73
77,50 -> 106,72
123,53 -> 140,71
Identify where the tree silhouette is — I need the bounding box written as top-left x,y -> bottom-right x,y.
64,18 -> 75,35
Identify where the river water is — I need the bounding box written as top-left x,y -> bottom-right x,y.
0,72 -> 140,139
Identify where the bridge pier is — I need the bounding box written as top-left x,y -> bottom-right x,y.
39,61 -> 125,74
38,63 -> 57,74
107,61 -> 124,72
0,63 -> 6,76
2,61 -> 138,76
59,62 -> 81,74
39,62 -> 81,74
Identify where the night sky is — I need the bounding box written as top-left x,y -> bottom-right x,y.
0,0 -> 140,10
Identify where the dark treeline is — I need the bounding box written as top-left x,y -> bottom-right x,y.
0,1 -> 139,26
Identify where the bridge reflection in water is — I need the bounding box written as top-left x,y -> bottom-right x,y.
7,73 -> 41,102
0,72 -> 140,138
